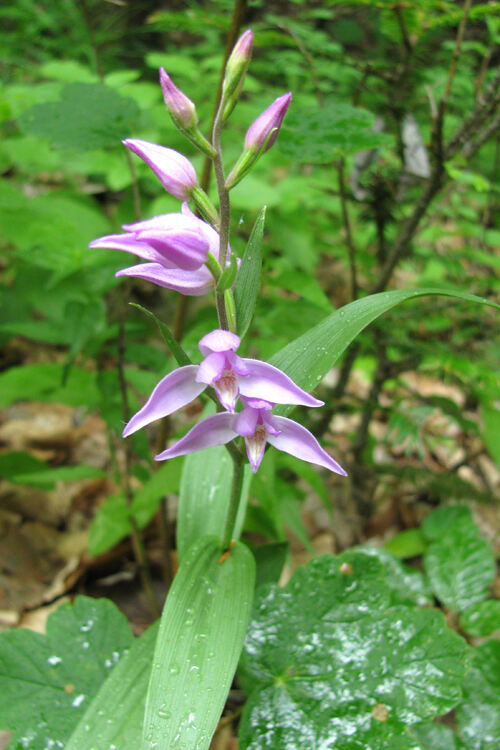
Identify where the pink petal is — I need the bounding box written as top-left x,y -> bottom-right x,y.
116,263 -> 214,296
199,329 -> 240,356
123,365 -> 204,437
123,139 -> 197,201
239,359 -> 324,407
89,234 -> 173,266
196,351 -> 226,385
155,413 -> 238,460
267,416 -> 347,475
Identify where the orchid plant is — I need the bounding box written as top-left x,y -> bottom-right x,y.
89,29 -> 348,747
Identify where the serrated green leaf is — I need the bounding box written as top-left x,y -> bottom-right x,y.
270,289 -> 500,417
0,596 -> 133,749
459,600 -> 500,637
456,641 -> 500,749
239,550 -> 470,750
177,443 -> 252,561
421,505 -> 472,541
66,622 -> 159,750
18,83 -> 139,151
234,206 -> 265,339
143,536 -> 255,750
423,508 -> 495,612
279,101 -> 394,162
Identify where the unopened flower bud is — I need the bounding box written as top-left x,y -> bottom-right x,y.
159,67 -> 197,129
158,68 -> 216,158
222,29 -> 254,100
225,92 -> 292,189
245,92 -> 292,152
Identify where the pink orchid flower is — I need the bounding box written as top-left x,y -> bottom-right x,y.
156,397 -> 347,475
89,204 -> 221,296
122,329 -> 322,438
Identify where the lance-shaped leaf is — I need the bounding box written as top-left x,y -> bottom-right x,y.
177,442 -> 252,561
0,597 -> 133,749
269,288 -> 500,417
238,550 -> 470,750
143,535 -> 255,750
66,622 -> 159,750
234,207 -> 265,339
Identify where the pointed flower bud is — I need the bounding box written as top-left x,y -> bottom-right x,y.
158,69 -> 216,158
159,67 -> 197,129
245,92 -> 292,152
223,29 -> 254,100
225,93 -> 292,190
123,138 -> 197,201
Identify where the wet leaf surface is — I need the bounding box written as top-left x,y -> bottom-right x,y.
0,596 -> 133,749
239,551 -> 470,750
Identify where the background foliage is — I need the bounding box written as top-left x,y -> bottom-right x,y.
0,0 -> 499,748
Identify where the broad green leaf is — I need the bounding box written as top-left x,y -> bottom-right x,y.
279,101 -> 394,162
234,206 -> 265,339
423,508 -> 495,612
356,546 -> 432,606
131,458 -> 184,527
421,505 -> 472,541
88,461 -> 183,555
0,596 -> 133,749
459,600 -> 500,637
270,289 -> 500,416
252,542 -> 289,588
0,363 -> 99,408
456,641 -> 500,749
481,406 -> 500,466
239,551 -> 470,750
384,528 -> 428,559
18,83 -> 139,151
88,493 -> 129,556
143,536 -> 255,750
410,723 -> 463,749
66,622 -> 159,750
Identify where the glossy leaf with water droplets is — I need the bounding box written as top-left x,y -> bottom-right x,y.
143,535 -> 255,750
456,641 -> 500,749
66,622 -> 159,750
422,506 -> 496,612
238,550 -> 470,750
0,596 -> 133,749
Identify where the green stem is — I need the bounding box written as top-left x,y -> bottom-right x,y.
221,448 -> 245,549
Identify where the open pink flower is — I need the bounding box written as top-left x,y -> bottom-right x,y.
156,397 -> 346,475
122,329 -> 322,438
90,204 -> 220,295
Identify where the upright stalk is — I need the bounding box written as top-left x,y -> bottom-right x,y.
211,99 -> 232,331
